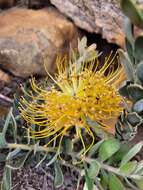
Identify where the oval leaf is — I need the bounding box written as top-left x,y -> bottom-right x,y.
128,84 -> 143,102
118,49 -> 135,81
124,18 -> 134,46
137,61 -> 143,83
109,173 -> 126,190
120,141 -> 143,167
121,0 -> 143,28
135,161 -> 143,174
99,139 -> 120,162
133,99 -> 143,113
54,161 -> 64,188
127,112 -> 141,126
1,166 -> 12,190
135,179 -> 143,190
0,133 -> 7,148
88,140 -> 104,157
135,36 -> 143,61
120,161 -> 137,175
88,160 -> 100,179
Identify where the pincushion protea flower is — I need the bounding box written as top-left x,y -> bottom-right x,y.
19,41 -> 125,155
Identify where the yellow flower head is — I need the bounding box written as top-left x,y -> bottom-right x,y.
19,47 -> 124,155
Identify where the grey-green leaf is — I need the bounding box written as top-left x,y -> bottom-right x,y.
118,82 -> 130,98
88,160 -> 100,179
83,183 -> 99,190
63,138 -> 73,154
118,49 -> 135,81
120,141 -> 143,167
3,108 -> 13,136
109,173 -> 126,190
133,99 -> 143,113
127,112 -> 141,126
124,18 -> 134,46
99,139 -> 120,162
135,179 -> 143,190
7,150 -> 31,169
134,36 -> 143,61
128,84 -> 143,102
137,61 -> 143,83
0,133 -> 7,148
125,38 -> 134,64
120,161 -> 137,175
88,140 -> 104,157
134,160 -> 143,174
54,162 -> 64,188
84,168 -> 94,190
46,152 -> 58,167
1,166 -> 12,190
100,170 -> 109,189
120,0 -> 143,29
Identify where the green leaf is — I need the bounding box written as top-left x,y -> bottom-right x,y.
135,179 -> 143,190
134,160 -> 143,174
46,152 -> 58,167
84,168 -> 94,190
88,160 -> 100,179
7,150 -> 31,169
137,61 -> 143,83
120,141 -> 143,167
119,82 -> 130,99
63,137 -> 73,154
0,133 -> 7,148
54,161 -> 64,188
36,153 -> 47,168
2,108 -> 13,136
99,139 -> 120,162
118,49 -> 135,81
125,38 -> 134,64
88,140 -> 104,157
11,111 -> 17,143
124,18 -> 134,46
128,84 -> 143,102
1,166 -> 12,190
134,36 -> 143,61
124,17 -> 135,63
112,143 -> 129,163
120,0 -> 143,29
6,148 -> 21,160
120,161 -> 137,174
0,153 -> 7,162
86,118 -> 110,139
127,112 -> 141,126
100,170 -> 109,189
109,174 -> 126,190
83,183 -> 99,190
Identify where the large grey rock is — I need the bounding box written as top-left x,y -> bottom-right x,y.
0,7 -> 79,78
50,0 -> 124,46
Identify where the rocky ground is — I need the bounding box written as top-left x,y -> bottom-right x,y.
0,162 -> 83,190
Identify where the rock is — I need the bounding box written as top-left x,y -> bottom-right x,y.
27,0 -> 50,9
0,7 -> 79,78
0,0 -> 16,8
50,0 -> 125,46
0,69 -> 11,83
